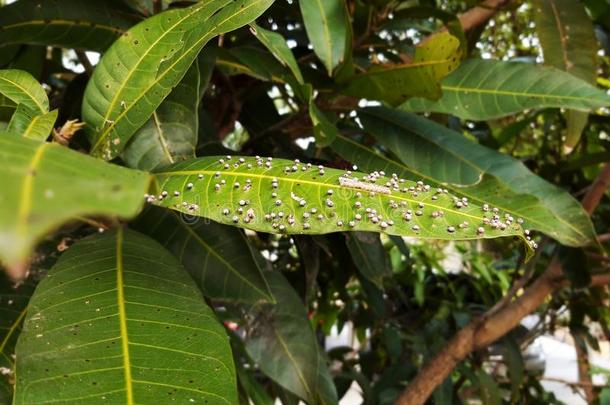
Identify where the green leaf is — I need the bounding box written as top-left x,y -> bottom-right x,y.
122,58 -> 201,171
244,271 -> 337,404
0,274 -> 35,403
82,0 -> 275,160
216,46 -> 289,83
500,336 -> 524,402
533,0 -> 598,154
343,32 -> 462,106
149,155 -> 532,255
476,370 -> 502,405
132,206 -> 274,304
7,106 -> 57,141
333,107 -> 595,247
401,59 -> 610,120
346,232 -> 392,289
309,102 -> 339,147
14,228 -> 237,404
0,0 -> 139,52
250,23 -> 304,84
0,136 -> 150,271
299,0 -> 348,75
0,69 -> 48,115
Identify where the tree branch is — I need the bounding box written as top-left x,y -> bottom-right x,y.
394,164 -> 610,405
457,0 -> 513,32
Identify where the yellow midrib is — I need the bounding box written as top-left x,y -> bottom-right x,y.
0,308 -> 27,360
116,228 -> 134,404
155,168 -> 487,223
17,143 -> 49,239
441,85 -> 601,101
0,76 -> 46,113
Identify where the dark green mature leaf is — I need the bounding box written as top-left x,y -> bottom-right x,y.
133,206 -> 273,303
0,0 -> 139,52
333,107 -> 595,247
401,59 -> 610,120
7,106 -> 57,141
14,228 -> 237,404
148,156 -> 532,255
0,69 -> 48,115
244,271 -> 337,404
343,32 -> 462,106
0,275 -> 35,403
476,370 -> 502,405
216,46 -> 289,83
83,0 -> 275,160
534,0 -> 598,153
122,59 -> 201,171
250,23 -> 304,84
0,136 -> 150,270
346,232 -> 392,289
299,0 -> 348,75
309,101 -> 339,147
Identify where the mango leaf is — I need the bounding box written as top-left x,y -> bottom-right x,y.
14,228 -> 237,404
343,32 -> 462,106
0,69 -> 48,115
401,59 -> 610,120
82,0 -> 275,160
149,155 -> 533,256
299,0 -> 348,75
250,23 -> 304,84
0,275 -> 35,403
133,206 -> 273,304
7,106 -> 57,141
0,0 -> 139,52
332,107 -> 595,247
346,232 -> 392,289
309,101 -> 339,147
476,370 -> 502,405
244,271 -> 337,404
216,46 -> 289,83
0,136 -> 150,274
122,58 -> 201,171
534,0 -> 598,154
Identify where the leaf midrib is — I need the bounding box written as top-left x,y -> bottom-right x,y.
0,76 -> 46,113
441,84 -> 606,102
115,228 -> 134,404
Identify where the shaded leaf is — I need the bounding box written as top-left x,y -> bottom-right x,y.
250,23 -> 304,84
346,232 -> 392,289
401,59 -> 610,120
149,155 -> 532,254
0,274 -> 35,403
476,370 -> 502,405
0,0 -> 139,52
132,206 -> 273,304
14,228 -> 237,404
299,0 -> 348,75
0,136 -> 150,270
83,0 -> 275,160
217,46 -> 289,83
343,32 -> 462,106
7,106 -> 57,141
244,271 -> 337,404
309,101 -> 339,147
533,0 -> 598,153
122,58 -> 201,171
332,107 -> 595,247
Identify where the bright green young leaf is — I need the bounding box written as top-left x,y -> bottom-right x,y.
401,59 -> 610,120
122,59 -> 201,171
0,0 -> 139,52
0,69 -> 48,115
346,232 -> 392,289
148,155 -> 533,255
299,0 -> 348,75
343,32 -> 462,106
244,271 -> 338,404
250,23 -> 304,84
332,107 -> 595,247
133,206 -> 274,304
14,228 -> 237,404
7,106 -> 57,141
82,0 -> 275,160
0,136 -> 150,272
534,0 -> 598,153
0,275 -> 35,403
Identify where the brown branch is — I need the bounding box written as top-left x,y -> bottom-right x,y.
75,50 -> 93,76
457,0 -> 513,32
572,331 -> 596,403
394,164 -> 610,405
